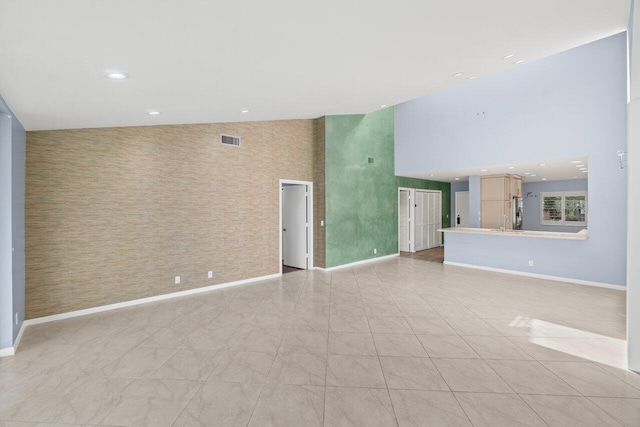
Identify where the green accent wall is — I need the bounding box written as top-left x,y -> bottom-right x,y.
324,108 -> 450,268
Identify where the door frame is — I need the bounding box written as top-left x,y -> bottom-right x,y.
279,179 -> 314,274
398,187 -> 415,253
400,188 -> 443,253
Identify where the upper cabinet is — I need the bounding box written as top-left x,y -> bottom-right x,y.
511,176 -> 523,197
481,176 -> 509,200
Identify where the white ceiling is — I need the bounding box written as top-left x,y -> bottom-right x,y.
415,156 -> 590,183
0,0 -> 630,131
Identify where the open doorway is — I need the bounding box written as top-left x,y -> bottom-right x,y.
279,180 -> 313,274
455,191 -> 469,227
398,188 -> 443,263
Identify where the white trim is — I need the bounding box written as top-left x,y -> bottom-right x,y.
279,179 -> 314,274
315,253 -> 399,272
23,272 -> 282,327
540,190 -> 588,227
398,187 -> 415,253
13,321 -> 26,350
0,346 -> 15,357
443,261 -> 625,291
0,322 -> 27,358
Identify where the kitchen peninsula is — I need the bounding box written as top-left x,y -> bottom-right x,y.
437,226 -> 622,288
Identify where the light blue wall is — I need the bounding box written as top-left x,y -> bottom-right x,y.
395,33 -> 627,286
468,176 -> 481,228
0,110 -> 13,349
450,181 -> 469,227
0,95 -> 25,350
11,116 -> 25,343
522,179 -> 588,232
443,231 -> 612,284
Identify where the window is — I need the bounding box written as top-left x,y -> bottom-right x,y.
540,191 -> 587,226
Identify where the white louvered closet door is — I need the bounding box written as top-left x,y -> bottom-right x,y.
415,190 -> 442,251
426,192 -> 442,248
399,190 -> 410,252
414,191 -> 427,251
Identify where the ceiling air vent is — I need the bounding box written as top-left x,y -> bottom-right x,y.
221,134 -> 241,147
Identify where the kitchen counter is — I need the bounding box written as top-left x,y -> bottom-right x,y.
438,227 -> 588,240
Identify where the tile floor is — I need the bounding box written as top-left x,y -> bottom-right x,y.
0,257 -> 638,426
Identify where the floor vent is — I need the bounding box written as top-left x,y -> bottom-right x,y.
221,134 -> 241,147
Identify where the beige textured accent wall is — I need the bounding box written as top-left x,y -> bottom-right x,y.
26,120 -> 315,318
313,117 -> 326,269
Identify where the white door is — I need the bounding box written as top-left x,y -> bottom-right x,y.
455,191 -> 469,227
427,192 -> 442,247
282,185 -> 308,269
398,190 -> 411,252
415,191 -> 428,251
415,190 -> 442,251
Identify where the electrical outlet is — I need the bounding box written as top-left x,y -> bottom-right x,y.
175,275 -> 181,284
528,260 -> 534,267
374,248 -> 377,254
208,271 -> 213,279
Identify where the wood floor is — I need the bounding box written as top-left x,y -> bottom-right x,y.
400,246 -> 444,263
283,264 -> 304,274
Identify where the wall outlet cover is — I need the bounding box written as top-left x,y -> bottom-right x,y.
528,260 -> 534,267
175,276 -> 181,284
208,271 -> 213,278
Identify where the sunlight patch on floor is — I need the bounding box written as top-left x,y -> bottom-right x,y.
507,316 -> 627,368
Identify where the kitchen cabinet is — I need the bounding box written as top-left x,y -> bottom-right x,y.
511,176 -> 523,197
481,174 -> 522,229
481,201 -> 507,229
481,176 -> 509,200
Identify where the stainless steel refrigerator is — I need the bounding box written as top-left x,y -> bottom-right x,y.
513,196 -> 523,230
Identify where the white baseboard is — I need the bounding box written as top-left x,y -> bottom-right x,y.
0,322 -> 27,358
314,253 -> 399,272
0,346 -> 15,357
13,321 -> 26,351
443,261 -> 626,291
23,272 -> 282,328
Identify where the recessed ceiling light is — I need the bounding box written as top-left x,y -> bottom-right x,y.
570,160 -> 582,164
514,59 -> 526,64
147,111 -> 160,115
105,72 -> 129,80
467,76 -> 477,80
530,174 -> 537,177
542,178 -> 547,181
454,177 -> 460,181
538,163 -> 546,166
504,54 -> 515,59
524,172 -> 531,175
379,104 -> 387,108
480,169 -> 487,172
452,72 -> 464,77
507,166 -> 515,169
240,109 -> 249,114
